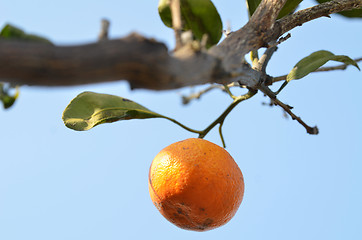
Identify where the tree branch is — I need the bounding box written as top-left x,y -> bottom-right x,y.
0,34 -> 226,90
258,84 -> 319,134
209,0 -> 287,70
277,0 -> 362,36
0,0 -> 360,90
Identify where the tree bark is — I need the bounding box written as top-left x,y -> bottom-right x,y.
0,34 -> 222,90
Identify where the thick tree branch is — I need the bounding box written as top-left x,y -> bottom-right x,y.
277,0 -> 362,36
210,0 -> 287,70
0,0 -> 360,90
0,34 -> 227,90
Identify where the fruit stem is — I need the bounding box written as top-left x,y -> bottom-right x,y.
198,89 -> 257,146
160,89 -> 257,147
218,121 -> 226,148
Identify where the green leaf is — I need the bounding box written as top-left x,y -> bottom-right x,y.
275,50 -> 359,95
287,50 -> 360,82
1,95 -> 17,109
277,0 -> 303,19
0,24 -> 52,44
247,0 -> 303,18
159,0 -> 173,28
246,0 -> 261,17
62,92 -> 165,131
158,0 -> 223,48
315,0 -> 362,18
0,84 -> 19,109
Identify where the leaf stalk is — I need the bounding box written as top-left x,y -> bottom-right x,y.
160,89 -> 257,147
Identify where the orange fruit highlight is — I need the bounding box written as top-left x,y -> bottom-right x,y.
148,138 -> 244,231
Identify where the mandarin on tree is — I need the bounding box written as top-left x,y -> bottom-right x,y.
148,138 -> 244,231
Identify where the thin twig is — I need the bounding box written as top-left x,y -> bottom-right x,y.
259,84 -> 319,134
182,85 -> 223,105
277,33 -> 291,45
98,19 -> 110,41
255,45 -> 278,73
170,0 -> 183,50
272,57 -> 362,83
272,75 -> 288,83
182,82 -> 242,105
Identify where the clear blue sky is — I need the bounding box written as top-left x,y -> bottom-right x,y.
1,1 -> 361,240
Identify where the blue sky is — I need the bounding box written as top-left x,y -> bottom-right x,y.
1,1 -> 361,240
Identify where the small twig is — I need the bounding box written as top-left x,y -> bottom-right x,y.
170,0 -> 183,50
223,20 -> 233,37
255,45 -> 278,73
182,82 -> 242,105
272,57 -> 362,84
223,84 -> 238,100
277,33 -> 291,45
259,84 -> 319,134
272,75 -> 287,83
251,44 -> 278,88
182,84 -> 223,105
266,33 -> 291,49
98,19 -> 110,41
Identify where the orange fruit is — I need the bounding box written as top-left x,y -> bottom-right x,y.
148,138 -> 244,231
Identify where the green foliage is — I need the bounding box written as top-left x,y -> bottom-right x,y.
63,92 -> 207,137
277,0 -> 303,19
287,50 -> 360,82
246,0 -> 260,17
159,0 -> 173,28
0,83 -> 19,109
276,50 -> 360,94
62,92 -> 165,131
0,24 -> 52,44
246,0 -> 303,18
158,0 -> 222,48
315,0 -> 362,18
